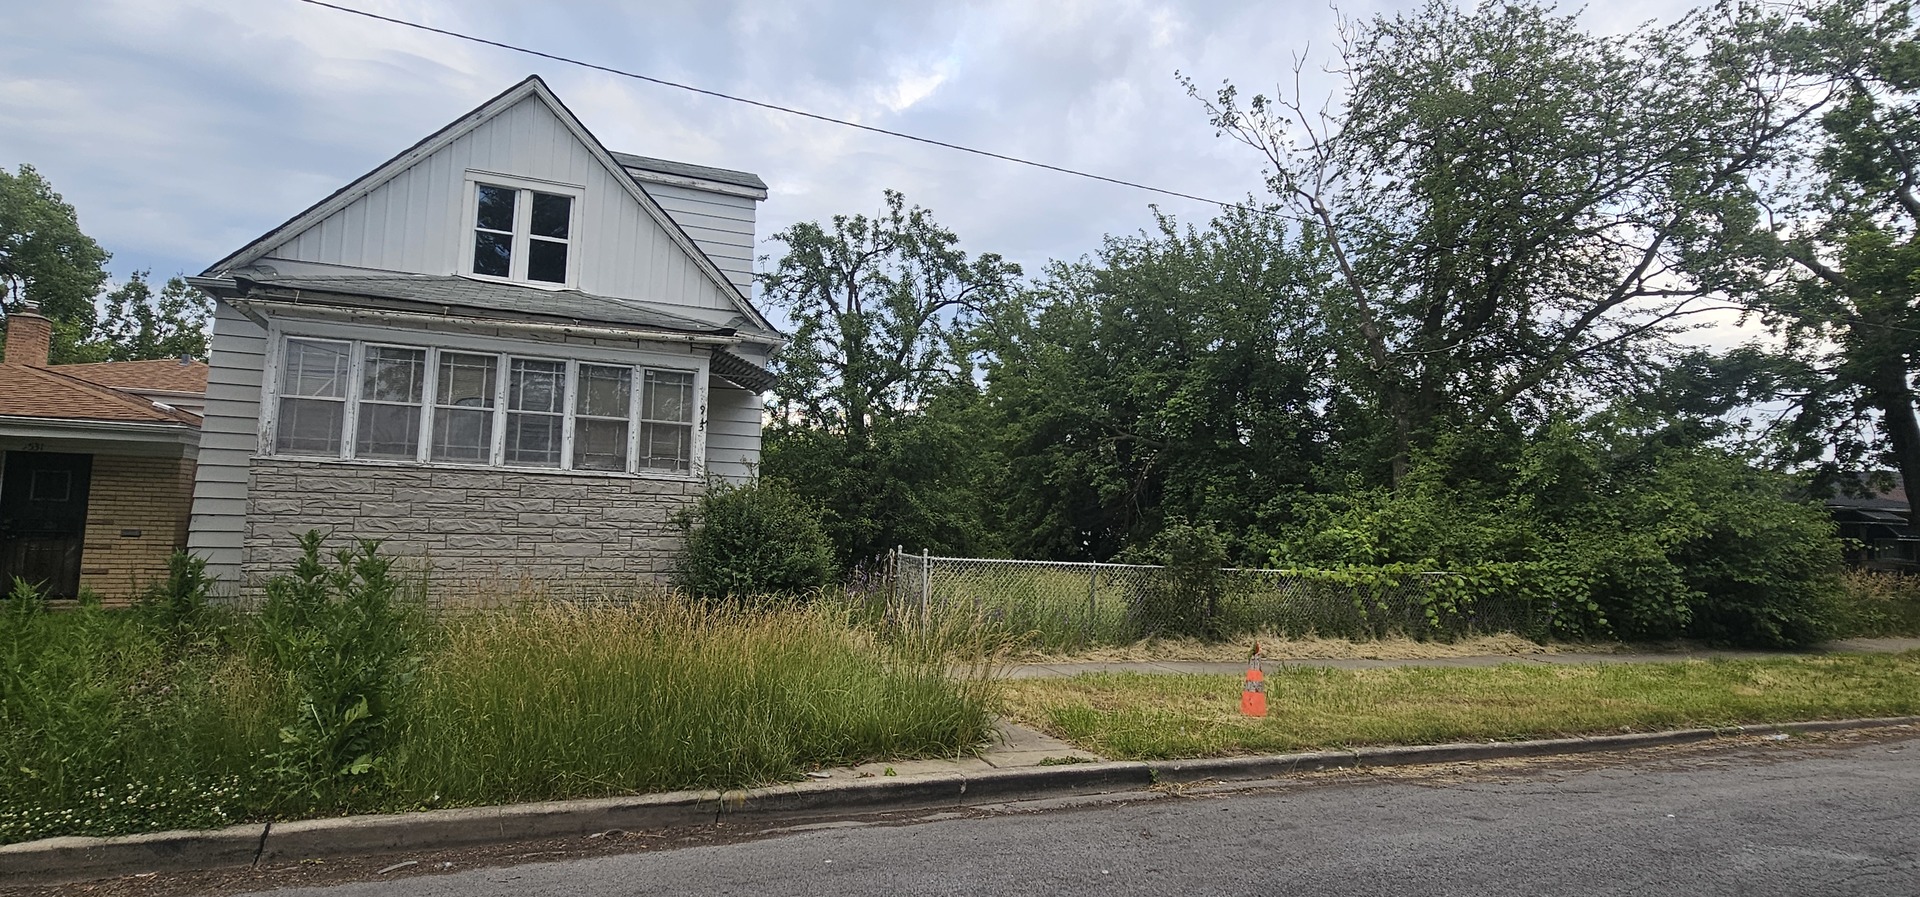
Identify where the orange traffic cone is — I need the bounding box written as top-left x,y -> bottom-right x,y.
1240,642 -> 1267,718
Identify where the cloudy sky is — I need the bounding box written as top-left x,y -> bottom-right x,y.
5,0 -> 1705,312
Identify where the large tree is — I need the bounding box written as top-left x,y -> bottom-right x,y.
1186,0 -> 1808,485
983,208 -> 1332,561
758,191 -> 1021,564
1748,0 -> 1920,516
0,164 -> 110,362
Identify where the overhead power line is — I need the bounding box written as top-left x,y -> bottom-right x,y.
289,0 -> 1244,211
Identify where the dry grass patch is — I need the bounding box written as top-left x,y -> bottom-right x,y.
1000,651 -> 1920,760
1013,632 -> 1607,663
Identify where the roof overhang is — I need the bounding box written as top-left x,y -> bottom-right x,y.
0,416 -> 200,449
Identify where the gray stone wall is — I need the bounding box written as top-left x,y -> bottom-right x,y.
243,458 -> 698,601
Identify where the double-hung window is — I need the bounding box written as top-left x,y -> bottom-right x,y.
468,179 -> 576,286
271,337 -> 700,476
276,338 -> 352,454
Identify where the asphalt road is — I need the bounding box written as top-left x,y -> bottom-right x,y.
241,734 -> 1919,897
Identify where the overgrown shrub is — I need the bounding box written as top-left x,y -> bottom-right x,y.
1271,426 -> 1845,648
136,551 -> 223,655
675,479 -> 835,601
258,531 -> 421,811
1122,520 -> 1230,638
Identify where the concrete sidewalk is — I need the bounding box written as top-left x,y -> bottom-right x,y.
995,637 -> 1920,679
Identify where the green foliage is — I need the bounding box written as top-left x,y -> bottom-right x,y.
674,480 -> 836,601
1741,0 -> 1920,516
1122,520 -> 1231,639
982,208 -> 1329,561
766,395 -> 1004,565
1187,0 -> 1786,481
759,190 -> 1021,566
0,164 -> 110,363
1268,421 -> 1843,647
257,532 -> 421,811
0,581 -> 278,844
96,271 -> 210,361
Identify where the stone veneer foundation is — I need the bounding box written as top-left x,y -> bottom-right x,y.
242,458 -> 698,600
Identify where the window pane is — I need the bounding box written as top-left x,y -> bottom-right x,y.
475,185 -> 516,232
284,339 -> 350,398
277,397 -> 344,454
640,421 -> 691,472
505,413 -> 562,467
473,232 -> 512,277
575,365 -> 630,418
356,403 -> 421,459
644,370 -> 695,422
527,239 -> 568,283
531,192 -> 571,239
362,347 -> 425,402
432,407 -> 493,462
573,418 -> 628,471
436,353 -> 497,407
510,359 -> 565,413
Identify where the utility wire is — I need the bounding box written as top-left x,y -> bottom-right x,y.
289,0 -> 1246,211
287,0 -> 1920,342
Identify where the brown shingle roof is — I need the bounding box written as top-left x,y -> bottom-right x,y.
0,364 -> 202,427
56,358 -> 209,394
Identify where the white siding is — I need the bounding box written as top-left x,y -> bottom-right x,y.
645,183 -> 757,297
186,301 -> 267,588
269,94 -> 743,315
704,380 -> 763,483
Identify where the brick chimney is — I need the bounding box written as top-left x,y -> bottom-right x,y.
3,302 -> 53,366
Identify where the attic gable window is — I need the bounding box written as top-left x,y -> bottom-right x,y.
465,176 -> 578,287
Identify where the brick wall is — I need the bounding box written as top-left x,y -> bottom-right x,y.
79,454 -> 197,603
242,458 -> 699,602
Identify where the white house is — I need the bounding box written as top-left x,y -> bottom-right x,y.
185,75 -> 781,595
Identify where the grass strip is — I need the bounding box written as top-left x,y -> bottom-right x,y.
1000,651 -> 1920,760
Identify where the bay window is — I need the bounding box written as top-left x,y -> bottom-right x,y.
272,337 -> 699,476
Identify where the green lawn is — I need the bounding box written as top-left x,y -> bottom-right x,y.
1000,651 -> 1920,760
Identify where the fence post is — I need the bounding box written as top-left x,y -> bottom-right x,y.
920,548 -> 931,627
1088,563 -> 1099,634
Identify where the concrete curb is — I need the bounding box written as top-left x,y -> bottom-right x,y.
4,716 -> 1914,887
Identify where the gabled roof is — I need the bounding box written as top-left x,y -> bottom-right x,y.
202,75 -> 777,338
0,364 -> 202,427
56,359 -> 209,395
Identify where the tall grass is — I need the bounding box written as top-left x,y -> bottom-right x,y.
1833,570 -> 1920,637
391,601 -> 997,804
0,581 -> 997,844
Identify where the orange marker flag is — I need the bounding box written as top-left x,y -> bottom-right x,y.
1241,641 -> 1267,718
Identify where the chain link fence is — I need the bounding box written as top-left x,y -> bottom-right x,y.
883,550 -> 1539,650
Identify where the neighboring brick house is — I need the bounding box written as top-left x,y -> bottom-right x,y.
0,304 -> 207,602
184,75 -> 781,597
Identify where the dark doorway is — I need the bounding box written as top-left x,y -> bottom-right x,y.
0,452 -> 93,598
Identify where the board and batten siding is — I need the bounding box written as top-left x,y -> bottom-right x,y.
643,182 -> 758,297
186,301 -> 268,586
265,93 -> 743,315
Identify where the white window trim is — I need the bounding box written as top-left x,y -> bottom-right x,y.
261,325 -> 708,481
459,171 -> 584,290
